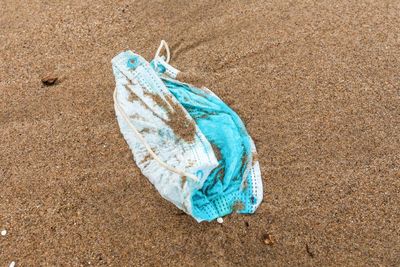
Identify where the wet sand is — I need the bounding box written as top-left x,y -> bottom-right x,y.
1,0 -> 399,266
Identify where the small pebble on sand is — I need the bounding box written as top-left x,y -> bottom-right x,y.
264,233 -> 275,246
41,75 -> 58,86
9,261 -> 16,267
1,229 -> 6,236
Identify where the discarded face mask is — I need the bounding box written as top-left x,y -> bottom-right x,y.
112,41 -> 263,222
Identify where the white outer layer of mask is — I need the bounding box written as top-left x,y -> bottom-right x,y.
112,51 -> 219,217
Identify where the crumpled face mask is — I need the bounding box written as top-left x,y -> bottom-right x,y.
112,41 -> 263,222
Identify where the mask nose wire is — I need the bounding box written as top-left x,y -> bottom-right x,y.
154,40 -> 171,63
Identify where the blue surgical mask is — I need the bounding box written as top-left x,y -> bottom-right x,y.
112,41 -> 263,222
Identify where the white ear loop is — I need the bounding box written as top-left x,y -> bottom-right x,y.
154,40 -> 171,63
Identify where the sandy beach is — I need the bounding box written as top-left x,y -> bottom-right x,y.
1,0 -> 399,265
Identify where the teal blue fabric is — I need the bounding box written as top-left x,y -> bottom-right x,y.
157,75 -> 256,222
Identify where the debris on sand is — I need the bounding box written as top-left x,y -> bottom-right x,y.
263,233 -> 275,246
306,244 -> 315,258
1,229 -> 6,236
41,75 -> 58,86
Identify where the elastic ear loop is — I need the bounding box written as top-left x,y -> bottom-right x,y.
154,40 -> 171,63
113,88 -> 199,182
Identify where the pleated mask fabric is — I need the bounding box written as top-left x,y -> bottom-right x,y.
112,41 -> 263,222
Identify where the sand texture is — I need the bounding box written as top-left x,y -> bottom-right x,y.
1,0 -> 399,266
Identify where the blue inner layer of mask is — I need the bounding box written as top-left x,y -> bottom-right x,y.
161,78 -> 254,221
